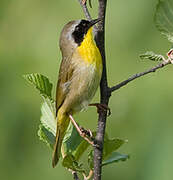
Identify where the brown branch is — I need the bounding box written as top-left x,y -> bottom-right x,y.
93,0 -> 108,180
109,60 -> 171,93
78,0 -> 92,20
79,1 -> 108,180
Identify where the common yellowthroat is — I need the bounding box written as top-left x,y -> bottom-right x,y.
52,19 -> 103,167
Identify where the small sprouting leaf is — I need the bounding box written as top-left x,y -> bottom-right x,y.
62,122 -> 90,161
140,51 -> 164,61
102,152 -> 129,167
155,0 -> 173,43
23,73 -> 53,100
62,154 -> 85,173
38,124 -> 55,149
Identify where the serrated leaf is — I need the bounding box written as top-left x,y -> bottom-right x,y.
40,99 -> 56,136
62,154 -> 85,173
155,0 -> 173,43
140,51 -> 164,61
38,101 -> 56,148
24,73 -> 57,148
38,124 -> 55,149
102,152 -> 129,167
23,73 -> 53,100
62,122 -> 90,161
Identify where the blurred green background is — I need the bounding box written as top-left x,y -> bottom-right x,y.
1,0 -> 173,179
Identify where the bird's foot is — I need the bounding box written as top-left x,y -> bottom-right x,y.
69,114 -> 95,146
80,127 -> 93,138
79,127 -> 96,145
89,103 -> 111,116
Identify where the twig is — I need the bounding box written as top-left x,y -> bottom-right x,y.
109,60 -> 171,93
78,0 -> 92,20
86,170 -> 94,180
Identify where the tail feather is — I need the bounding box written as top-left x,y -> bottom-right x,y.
52,114 -> 69,167
52,128 -> 62,167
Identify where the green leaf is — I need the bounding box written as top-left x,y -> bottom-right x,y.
37,100 -> 56,148
23,73 -> 53,100
155,0 -> 173,43
139,51 -> 164,61
24,73 -> 56,147
87,134 -> 127,169
62,154 -> 85,173
88,150 -> 94,169
62,124 -> 92,172
102,152 -> 129,167
40,100 -> 56,136
38,124 -> 55,149
38,98 -> 57,148
62,122 -> 90,161
103,134 -> 127,160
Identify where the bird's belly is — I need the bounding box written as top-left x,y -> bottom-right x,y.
68,62 -> 101,113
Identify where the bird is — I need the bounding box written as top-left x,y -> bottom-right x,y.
52,18 -> 103,167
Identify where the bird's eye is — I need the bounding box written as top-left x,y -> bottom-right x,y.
83,23 -> 86,27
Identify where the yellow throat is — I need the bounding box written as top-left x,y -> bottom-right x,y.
77,27 -> 102,72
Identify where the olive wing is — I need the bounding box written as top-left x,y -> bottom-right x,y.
56,56 -> 74,113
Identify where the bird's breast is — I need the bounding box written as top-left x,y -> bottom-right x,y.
65,30 -> 103,112
76,29 -> 102,76
69,48 -> 102,112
